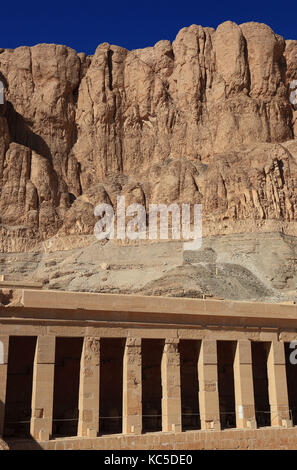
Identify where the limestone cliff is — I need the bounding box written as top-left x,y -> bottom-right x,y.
0,21 -> 297,251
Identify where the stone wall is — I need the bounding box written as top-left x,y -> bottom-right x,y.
7,426 -> 297,450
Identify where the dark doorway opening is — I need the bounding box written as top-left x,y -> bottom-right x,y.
142,339 -> 164,433
217,341 -> 236,429
52,337 -> 83,437
4,336 -> 37,438
99,338 -> 125,435
179,340 -> 201,431
251,341 -> 271,427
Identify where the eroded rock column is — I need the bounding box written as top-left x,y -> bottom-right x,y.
123,337 -> 142,434
267,341 -> 292,427
30,336 -> 55,441
0,336 -> 9,437
198,339 -> 221,430
161,338 -> 182,432
78,337 -> 100,437
234,340 -> 256,428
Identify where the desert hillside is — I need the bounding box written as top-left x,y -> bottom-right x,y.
0,20 -> 297,302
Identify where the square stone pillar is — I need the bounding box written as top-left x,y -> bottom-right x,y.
0,336 -> 9,437
30,336 -> 55,441
198,339 -> 221,430
161,338 -> 182,432
123,337 -> 142,434
78,337 -> 100,437
267,341 -> 292,427
234,340 -> 256,429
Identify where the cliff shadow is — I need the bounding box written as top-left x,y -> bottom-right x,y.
5,101 -> 53,163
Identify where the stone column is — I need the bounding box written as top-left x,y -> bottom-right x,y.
0,336 -> 9,437
198,339 -> 221,430
123,337 -> 142,434
233,340 -> 256,429
78,337 -> 100,437
161,338 -> 182,432
267,341 -> 292,427
30,336 -> 55,441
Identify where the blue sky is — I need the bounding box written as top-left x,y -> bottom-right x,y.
2,0 -> 296,54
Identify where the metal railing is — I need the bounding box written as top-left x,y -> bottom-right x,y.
4,409 -> 295,438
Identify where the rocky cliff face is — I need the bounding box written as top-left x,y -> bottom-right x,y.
0,21 -> 297,251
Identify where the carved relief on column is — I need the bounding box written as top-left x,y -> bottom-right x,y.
267,341 -> 292,428
123,337 -> 142,434
78,337 -> 100,437
234,340 -> 256,429
0,336 -> 9,437
198,339 -> 221,431
161,338 -> 182,433
30,336 -> 55,441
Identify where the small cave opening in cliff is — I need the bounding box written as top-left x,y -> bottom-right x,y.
52,337 -> 83,438
217,341 -> 236,429
4,336 -> 37,438
69,193 -> 76,206
99,338 -> 125,435
179,340 -> 201,431
251,342 -> 271,428
142,339 -> 164,433
285,342 -> 297,425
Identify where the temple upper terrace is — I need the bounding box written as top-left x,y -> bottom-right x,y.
1,287 -> 297,450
